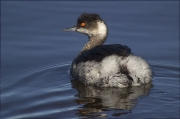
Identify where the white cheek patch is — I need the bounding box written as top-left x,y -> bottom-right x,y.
91,21 -> 107,38
77,28 -> 90,34
97,21 -> 107,36
77,21 -> 107,38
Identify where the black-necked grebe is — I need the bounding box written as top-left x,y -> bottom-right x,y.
64,13 -> 152,88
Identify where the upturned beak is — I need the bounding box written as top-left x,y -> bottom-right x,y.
63,26 -> 77,32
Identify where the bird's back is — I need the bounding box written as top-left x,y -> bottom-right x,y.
73,44 -> 131,64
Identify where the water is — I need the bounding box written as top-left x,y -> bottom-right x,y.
1,1 -> 179,118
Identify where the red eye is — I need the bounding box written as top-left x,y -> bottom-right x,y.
80,22 -> 85,27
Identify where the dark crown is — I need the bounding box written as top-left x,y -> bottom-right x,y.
77,13 -> 102,24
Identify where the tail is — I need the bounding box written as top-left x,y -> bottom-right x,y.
125,55 -> 152,86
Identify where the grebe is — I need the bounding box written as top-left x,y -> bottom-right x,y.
64,13 -> 152,88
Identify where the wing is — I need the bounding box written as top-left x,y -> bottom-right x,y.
74,44 -> 131,64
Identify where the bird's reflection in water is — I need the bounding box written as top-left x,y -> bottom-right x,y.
71,80 -> 153,118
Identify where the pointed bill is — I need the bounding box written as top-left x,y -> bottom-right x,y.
63,26 -> 77,32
